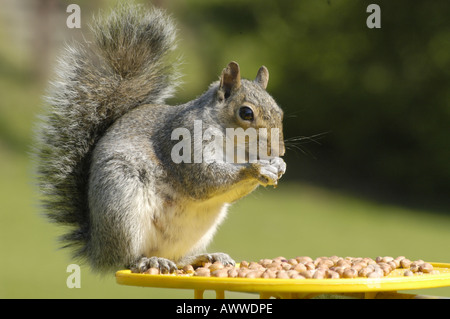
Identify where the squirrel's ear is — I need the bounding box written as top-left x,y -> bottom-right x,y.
218,61 -> 241,100
254,66 -> 269,90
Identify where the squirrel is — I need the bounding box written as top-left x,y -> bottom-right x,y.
35,3 -> 286,274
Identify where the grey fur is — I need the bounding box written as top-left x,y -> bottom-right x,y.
35,3 -> 286,274
35,3 -> 179,259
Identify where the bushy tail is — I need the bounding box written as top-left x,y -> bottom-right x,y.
34,3 -> 179,256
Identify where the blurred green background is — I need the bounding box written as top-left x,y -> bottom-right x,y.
0,0 -> 449,298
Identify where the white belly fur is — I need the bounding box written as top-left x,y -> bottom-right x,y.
139,180 -> 259,261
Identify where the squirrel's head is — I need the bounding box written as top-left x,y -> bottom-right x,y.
215,61 -> 285,158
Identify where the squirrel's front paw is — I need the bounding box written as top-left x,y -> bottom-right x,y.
257,157 -> 286,186
130,256 -> 177,274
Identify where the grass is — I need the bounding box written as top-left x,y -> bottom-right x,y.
2,146 -> 450,298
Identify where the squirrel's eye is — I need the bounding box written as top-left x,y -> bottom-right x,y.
238,106 -> 254,121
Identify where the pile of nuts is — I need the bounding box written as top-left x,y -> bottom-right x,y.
143,256 -> 440,279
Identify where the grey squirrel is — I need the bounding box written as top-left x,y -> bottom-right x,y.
35,3 -> 286,274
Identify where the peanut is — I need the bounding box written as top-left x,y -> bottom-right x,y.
248,261 -> 261,270
403,270 -> 414,276
296,256 -> 313,264
211,268 -> 229,278
358,267 -> 373,278
144,267 -> 160,275
410,263 -> 421,273
276,270 -> 290,279
367,271 -> 382,278
293,263 -> 307,273
382,256 -> 394,263
290,273 -> 306,279
281,262 -> 292,271
209,261 -> 224,271
273,256 -> 288,263
343,268 -> 358,279
246,270 -> 262,278
313,269 -> 326,279
287,258 -> 299,266
304,262 -> 315,270
194,267 -> 210,277
259,259 -> 273,268
419,263 -> 433,273
182,265 -> 194,274
238,268 -> 251,278
400,259 -> 412,268
300,270 -> 315,279
227,267 -> 239,278
143,255 -> 441,281
327,270 -> 340,279
261,269 -> 277,279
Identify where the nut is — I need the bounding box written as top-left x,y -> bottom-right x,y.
327,270 -> 340,279
238,268 -> 251,278
410,263 -> 421,273
146,255 -> 440,281
276,270 -> 290,279
300,270 -> 315,279
343,268 -> 358,279
259,259 -> 273,267
358,267 -> 373,278
333,267 -> 346,277
419,263 -> 433,273
281,262 -> 292,271
209,261 -> 224,271
246,270 -> 262,278
211,268 -> 229,278
194,267 -> 210,277
287,258 -> 299,266
382,256 -> 394,263
379,264 -> 392,276
387,261 -> 398,270
400,259 -> 411,268
182,265 -> 194,274
304,262 -> 315,270
367,271 -> 382,278
273,256 -> 288,263
248,261 -> 261,269
318,259 -> 334,269
296,256 -> 313,264
227,268 -> 239,278
312,269 -> 326,279
293,263 -> 307,273
261,269 -> 277,279
144,267 -> 160,275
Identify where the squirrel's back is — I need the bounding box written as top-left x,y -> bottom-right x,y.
35,3 -> 180,258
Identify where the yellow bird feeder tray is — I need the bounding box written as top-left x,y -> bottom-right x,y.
116,262 -> 450,299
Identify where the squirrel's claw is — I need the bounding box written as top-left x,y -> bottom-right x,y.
130,256 -> 177,274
